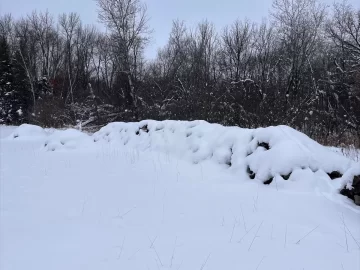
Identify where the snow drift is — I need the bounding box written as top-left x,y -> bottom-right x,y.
5,120 -> 360,205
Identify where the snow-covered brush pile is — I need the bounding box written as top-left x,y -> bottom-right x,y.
7,121 -> 360,205
10,124 -> 92,151
11,124 -> 48,140
42,129 -> 93,151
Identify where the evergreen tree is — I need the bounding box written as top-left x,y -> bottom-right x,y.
0,37 -> 32,124
0,36 -> 14,124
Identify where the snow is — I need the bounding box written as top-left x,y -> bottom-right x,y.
92,121 -> 358,196
329,146 -> 360,163
1,121 -> 360,270
0,125 -> 17,139
43,129 -> 93,151
9,124 -> 49,140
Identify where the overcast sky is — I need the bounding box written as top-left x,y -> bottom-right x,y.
1,0 -> 360,58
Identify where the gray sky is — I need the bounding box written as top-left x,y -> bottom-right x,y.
1,0 -> 360,59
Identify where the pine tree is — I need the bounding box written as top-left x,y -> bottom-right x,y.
0,37 -> 32,124
0,36 -> 14,124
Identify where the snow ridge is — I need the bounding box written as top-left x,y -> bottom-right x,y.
5,120 -> 360,205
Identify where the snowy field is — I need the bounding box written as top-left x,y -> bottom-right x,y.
0,122 -> 359,270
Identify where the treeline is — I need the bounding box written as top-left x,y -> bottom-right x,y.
0,0 -> 359,146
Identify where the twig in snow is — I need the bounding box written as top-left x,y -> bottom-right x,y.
240,205 -> 247,232
341,214 -> 349,252
128,248 -> 141,260
117,236 -> 125,260
148,236 -> 158,249
152,158 -> 157,172
337,242 -> 345,249
295,225 -> 319,244
229,217 -> 238,242
253,190 -> 259,212
256,256 -> 266,270
177,260 -> 183,270
81,198 -> 87,215
248,221 -> 263,251
341,263 -> 345,270
162,190 -> 167,223
152,244 -> 163,267
343,220 -> 360,249
116,205 -> 136,219
284,225 -> 287,249
253,197 -> 257,212
155,258 -> 161,270
170,236 -> 178,268
238,224 -> 256,243
200,253 -> 211,270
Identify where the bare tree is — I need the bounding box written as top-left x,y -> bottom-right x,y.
327,2 -> 360,77
272,0 -> 326,98
221,20 -> 254,81
59,12 -> 80,104
96,0 -> 151,113
326,2 -> 360,141
28,11 -> 57,80
14,18 -> 38,113
0,14 -> 13,42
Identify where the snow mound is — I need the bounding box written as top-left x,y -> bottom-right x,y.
43,129 -> 93,151
4,124 -> 92,151
93,120 -> 356,176
93,120 -> 252,167
248,125 -> 353,182
9,124 -> 48,140
5,121 -> 359,204
93,120 -> 360,204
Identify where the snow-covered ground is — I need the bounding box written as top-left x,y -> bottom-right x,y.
0,125 -> 17,139
0,122 -> 359,270
329,146 -> 360,163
